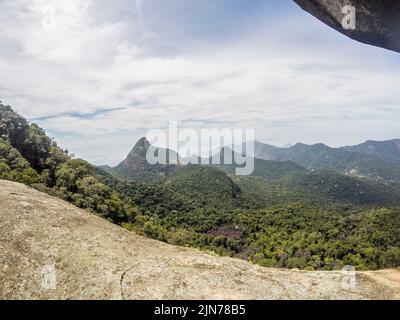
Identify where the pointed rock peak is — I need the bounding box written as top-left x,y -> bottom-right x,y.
126,137 -> 152,159
133,137 -> 151,149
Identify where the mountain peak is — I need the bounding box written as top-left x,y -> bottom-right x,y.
133,137 -> 151,149
111,137 -> 180,182
292,142 -> 308,149
126,137 -> 151,159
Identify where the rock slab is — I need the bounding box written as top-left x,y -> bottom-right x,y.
0,180 -> 399,300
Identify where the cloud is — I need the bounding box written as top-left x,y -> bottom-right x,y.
0,0 -> 399,165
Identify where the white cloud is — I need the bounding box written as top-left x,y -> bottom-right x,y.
0,0 -> 399,165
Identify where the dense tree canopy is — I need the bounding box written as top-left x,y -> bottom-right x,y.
0,103 -> 136,223
1,102 -> 399,271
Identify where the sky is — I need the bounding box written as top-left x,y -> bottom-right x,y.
0,0 -> 399,165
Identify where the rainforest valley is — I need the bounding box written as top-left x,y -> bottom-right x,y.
1,102 -> 399,271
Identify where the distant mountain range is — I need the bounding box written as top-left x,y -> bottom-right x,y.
344,139 -> 400,164
253,140 -> 400,182
105,137 -> 400,183
101,137 -> 400,209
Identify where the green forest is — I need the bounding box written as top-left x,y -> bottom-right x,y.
1,102 -> 399,271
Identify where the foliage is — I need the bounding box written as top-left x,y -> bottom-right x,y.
232,170 -> 400,209
126,204 -> 400,270
163,165 -> 241,209
0,103 -> 136,223
0,137 -> 40,184
1,102 -> 399,271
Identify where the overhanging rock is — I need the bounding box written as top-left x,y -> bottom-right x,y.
293,0 -> 400,53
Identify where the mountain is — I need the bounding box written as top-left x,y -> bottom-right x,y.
209,147 -> 307,180
3,179 -> 399,299
253,141 -> 400,182
109,137 -> 400,185
176,147 -> 400,208
163,165 -> 241,209
345,139 -> 400,164
110,137 -> 181,182
107,139 -> 400,209
216,157 -> 306,180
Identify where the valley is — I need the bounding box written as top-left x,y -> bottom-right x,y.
1,102 -> 399,274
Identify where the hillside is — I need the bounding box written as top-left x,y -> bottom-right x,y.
163,165 -> 241,209
211,147 -> 306,180
234,170 -> 400,209
253,141 -> 400,182
1,180 -> 399,300
345,139 -> 400,164
279,170 -> 400,207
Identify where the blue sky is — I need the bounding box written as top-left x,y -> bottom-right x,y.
0,0 -> 399,165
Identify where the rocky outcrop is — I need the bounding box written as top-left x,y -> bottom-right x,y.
0,180 -> 399,300
294,0 -> 400,53
110,137 -> 180,182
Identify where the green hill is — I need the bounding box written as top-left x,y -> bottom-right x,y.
281,170 -> 400,206
234,170 -> 400,209
208,147 -> 306,180
164,165 -> 241,209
